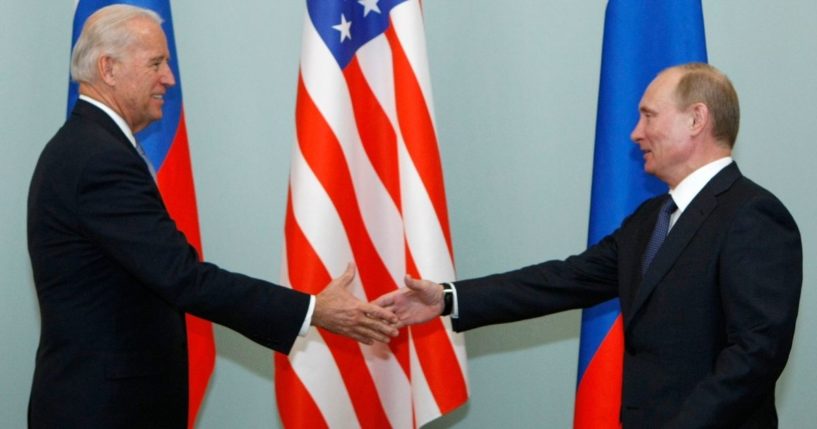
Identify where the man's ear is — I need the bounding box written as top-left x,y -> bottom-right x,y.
689,102 -> 709,136
97,55 -> 117,86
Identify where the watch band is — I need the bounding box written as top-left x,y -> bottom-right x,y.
441,282 -> 454,316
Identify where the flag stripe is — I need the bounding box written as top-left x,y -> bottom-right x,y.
407,340 -> 436,424
384,25 -> 453,257
287,139 -> 356,279
274,354 -> 330,429
574,316 -> 624,427
321,332 -> 393,428
410,321 -> 469,412
399,142 -> 455,282
389,2 -> 437,134
344,56 -> 402,211
156,110 -> 200,248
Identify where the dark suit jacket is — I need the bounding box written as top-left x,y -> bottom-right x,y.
27,100 -> 311,428
452,163 -> 802,428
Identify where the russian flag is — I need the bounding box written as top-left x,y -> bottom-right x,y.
575,1 -> 707,427
68,2 -> 212,428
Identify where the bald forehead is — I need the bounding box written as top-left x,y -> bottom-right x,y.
651,68 -> 683,93
640,69 -> 682,109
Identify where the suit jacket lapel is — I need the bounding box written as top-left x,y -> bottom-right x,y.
625,163 -> 742,329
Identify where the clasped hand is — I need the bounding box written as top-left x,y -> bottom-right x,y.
311,263 -> 400,344
313,266 -> 449,344
373,275 -> 446,326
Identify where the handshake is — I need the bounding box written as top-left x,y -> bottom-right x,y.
311,263 -> 449,344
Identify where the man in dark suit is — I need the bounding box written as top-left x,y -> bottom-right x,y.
376,63 -> 802,427
27,5 -> 397,428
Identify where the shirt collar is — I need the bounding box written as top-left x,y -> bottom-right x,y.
79,94 -> 137,148
669,157 -> 734,215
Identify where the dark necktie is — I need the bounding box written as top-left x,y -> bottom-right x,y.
642,196 -> 677,275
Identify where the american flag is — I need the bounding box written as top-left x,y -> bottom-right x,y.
274,0 -> 469,427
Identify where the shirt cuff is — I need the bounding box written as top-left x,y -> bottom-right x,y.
299,295 -> 316,336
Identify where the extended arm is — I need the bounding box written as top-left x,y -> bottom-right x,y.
78,148 -> 396,350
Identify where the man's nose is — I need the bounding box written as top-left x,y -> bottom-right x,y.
630,119 -> 644,143
162,64 -> 176,87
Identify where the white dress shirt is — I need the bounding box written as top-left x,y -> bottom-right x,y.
667,157 -> 733,231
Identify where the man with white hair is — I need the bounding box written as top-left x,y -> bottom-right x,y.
27,5 -> 397,427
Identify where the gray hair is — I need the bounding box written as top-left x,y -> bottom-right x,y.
70,4 -> 163,83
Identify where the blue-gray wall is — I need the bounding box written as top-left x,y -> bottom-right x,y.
2,1 -> 814,427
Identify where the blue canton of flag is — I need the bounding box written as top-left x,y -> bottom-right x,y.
308,0 -> 408,68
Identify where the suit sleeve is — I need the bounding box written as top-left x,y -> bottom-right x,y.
668,194 -> 802,427
75,146 -> 310,353
451,231 -> 622,332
